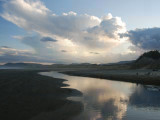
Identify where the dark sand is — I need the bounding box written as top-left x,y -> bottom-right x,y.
62,69 -> 160,86
0,69 -> 83,120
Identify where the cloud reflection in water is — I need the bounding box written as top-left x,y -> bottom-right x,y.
41,71 -> 160,120
64,75 -> 130,120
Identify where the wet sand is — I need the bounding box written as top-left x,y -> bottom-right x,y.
62,69 -> 160,86
0,69 -> 83,120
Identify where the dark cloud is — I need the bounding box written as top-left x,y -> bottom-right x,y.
61,50 -> 67,52
40,37 -> 57,42
1,46 -> 10,48
123,27 -> 160,50
90,52 -> 99,54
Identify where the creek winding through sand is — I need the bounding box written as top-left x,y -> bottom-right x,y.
41,71 -> 160,120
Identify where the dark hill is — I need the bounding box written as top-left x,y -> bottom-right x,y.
132,50 -> 160,69
136,50 -> 160,61
3,63 -> 45,69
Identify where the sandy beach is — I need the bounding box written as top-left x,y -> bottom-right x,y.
0,69 -> 83,120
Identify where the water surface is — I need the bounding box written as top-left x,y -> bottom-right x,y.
40,71 -> 160,120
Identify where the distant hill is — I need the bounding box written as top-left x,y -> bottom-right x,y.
102,60 -> 135,65
132,50 -> 160,69
3,63 -> 45,69
2,51 -> 160,70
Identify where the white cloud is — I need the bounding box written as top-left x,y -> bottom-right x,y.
1,0 -> 131,63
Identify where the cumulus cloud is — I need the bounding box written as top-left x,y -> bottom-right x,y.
123,27 -> 160,50
88,14 -> 126,39
0,0 -> 130,63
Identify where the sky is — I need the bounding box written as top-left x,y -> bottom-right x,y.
0,0 -> 160,64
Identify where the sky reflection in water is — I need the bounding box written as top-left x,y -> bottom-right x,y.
41,71 -> 160,120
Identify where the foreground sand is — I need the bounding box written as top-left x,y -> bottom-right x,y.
62,69 -> 160,86
0,69 -> 83,120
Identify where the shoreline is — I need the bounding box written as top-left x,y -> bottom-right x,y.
0,69 -> 83,120
62,69 -> 160,86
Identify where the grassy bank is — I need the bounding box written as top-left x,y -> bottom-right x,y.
62,69 -> 160,86
0,69 -> 83,120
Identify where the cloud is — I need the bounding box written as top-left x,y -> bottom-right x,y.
40,37 -> 57,42
90,52 -> 99,55
0,46 -> 34,57
88,14 -> 126,39
61,50 -> 67,52
0,46 -> 34,62
0,53 -> 58,63
1,0 -> 126,47
20,35 -> 62,58
19,35 -> 82,63
1,46 -> 11,48
123,27 -> 160,50
0,0 -> 130,63
0,46 -> 32,56
0,46 -> 64,63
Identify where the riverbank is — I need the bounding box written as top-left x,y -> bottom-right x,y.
62,69 -> 160,86
0,69 -> 83,120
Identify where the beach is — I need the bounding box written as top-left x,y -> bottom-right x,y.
0,69 -> 83,120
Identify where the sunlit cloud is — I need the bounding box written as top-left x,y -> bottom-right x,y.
0,0 -> 141,63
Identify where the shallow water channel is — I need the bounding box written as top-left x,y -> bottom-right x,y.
40,71 -> 160,120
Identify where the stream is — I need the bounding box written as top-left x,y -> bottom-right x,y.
40,71 -> 160,120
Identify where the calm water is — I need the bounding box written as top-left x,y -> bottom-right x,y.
40,71 -> 160,120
